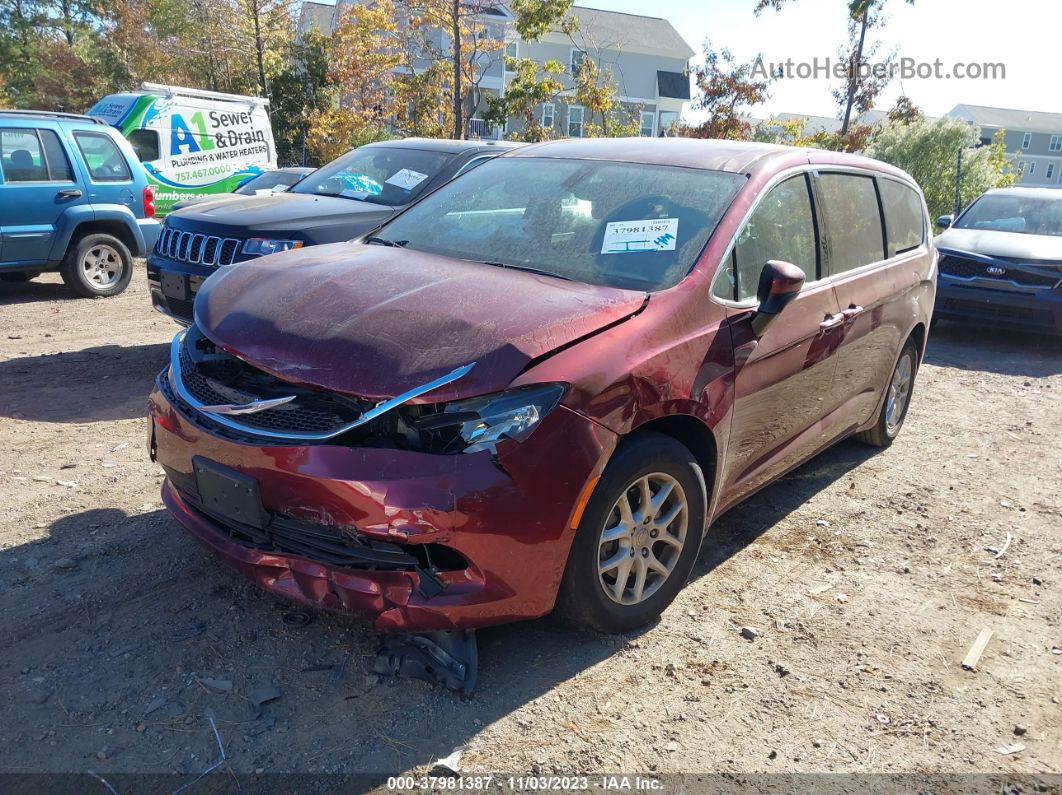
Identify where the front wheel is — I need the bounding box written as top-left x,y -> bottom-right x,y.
856,339 -> 919,448
555,432 -> 707,634
60,234 -> 133,298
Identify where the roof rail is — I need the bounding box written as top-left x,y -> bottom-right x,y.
140,82 -> 270,107
0,109 -> 106,124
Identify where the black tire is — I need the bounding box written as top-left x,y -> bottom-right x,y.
555,432 -> 707,634
856,338 -> 920,448
0,271 -> 36,283
60,233 -> 133,298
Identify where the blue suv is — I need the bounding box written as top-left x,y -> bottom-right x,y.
0,110 -> 160,297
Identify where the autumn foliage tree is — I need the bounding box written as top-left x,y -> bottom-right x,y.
683,41 -> 772,140
305,0 -> 400,162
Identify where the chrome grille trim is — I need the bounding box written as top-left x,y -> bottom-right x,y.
168,327 -> 477,443
156,228 -> 242,267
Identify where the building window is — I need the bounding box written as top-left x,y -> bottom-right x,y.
542,102 -> 555,128
570,49 -> 586,75
658,111 -> 678,135
639,111 -> 655,137
1022,132 -> 1032,149
504,41 -> 518,62
1018,161 -> 1026,175
1051,135 -> 1062,152
1047,163 -> 1056,180
1029,162 -> 1036,175
567,105 -> 584,138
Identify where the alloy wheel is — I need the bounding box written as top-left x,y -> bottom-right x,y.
80,244 -> 123,289
885,350 -> 915,432
597,472 -> 688,606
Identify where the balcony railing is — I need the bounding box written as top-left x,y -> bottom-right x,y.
466,118 -> 504,140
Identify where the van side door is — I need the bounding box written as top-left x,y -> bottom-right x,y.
0,125 -> 86,266
814,172 -> 926,430
715,172 -> 846,507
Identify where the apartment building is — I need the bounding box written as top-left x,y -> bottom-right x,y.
948,104 -> 1062,187
298,1 -> 694,139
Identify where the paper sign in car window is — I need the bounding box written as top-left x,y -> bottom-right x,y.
386,169 -> 429,191
601,218 -> 679,254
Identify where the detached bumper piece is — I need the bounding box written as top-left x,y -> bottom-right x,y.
373,630 -> 479,695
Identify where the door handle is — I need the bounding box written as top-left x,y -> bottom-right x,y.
820,313 -> 844,330
57,189 -> 82,199
842,305 -> 864,321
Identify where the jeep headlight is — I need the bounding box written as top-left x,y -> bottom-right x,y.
242,238 -> 303,256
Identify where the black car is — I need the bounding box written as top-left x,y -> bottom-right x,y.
170,167 -> 315,212
147,138 -> 522,324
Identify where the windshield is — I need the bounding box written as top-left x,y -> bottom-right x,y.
236,170 -> 305,195
955,194 -> 1062,236
371,157 -> 745,291
291,146 -> 450,206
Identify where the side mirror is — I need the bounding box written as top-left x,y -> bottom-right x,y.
751,260 -> 805,337
935,214 -> 953,229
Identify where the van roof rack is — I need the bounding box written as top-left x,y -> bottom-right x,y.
0,109 -> 107,124
140,83 -> 270,107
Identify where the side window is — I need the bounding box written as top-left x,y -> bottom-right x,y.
73,132 -> 132,182
39,130 -> 73,181
730,175 -> 818,302
0,128 -> 48,182
453,155 -> 492,178
127,129 -> 160,163
815,173 -> 885,274
878,179 -> 924,256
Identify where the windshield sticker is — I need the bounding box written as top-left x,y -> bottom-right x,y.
385,168 -> 429,191
601,218 -> 679,254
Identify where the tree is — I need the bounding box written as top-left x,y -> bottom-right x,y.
887,95 -> 922,125
305,0 -> 400,163
483,56 -> 564,142
236,0 -> 295,101
867,117 -> 1019,220
756,0 -> 914,137
270,25 -> 332,164
572,56 -> 638,138
685,41 -> 771,140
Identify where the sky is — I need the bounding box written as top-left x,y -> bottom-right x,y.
578,0 -> 1062,121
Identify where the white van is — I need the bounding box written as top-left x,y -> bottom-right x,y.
88,83 -> 277,215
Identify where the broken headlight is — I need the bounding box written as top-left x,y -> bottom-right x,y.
410,384 -> 566,454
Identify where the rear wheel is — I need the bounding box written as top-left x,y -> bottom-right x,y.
856,339 -> 919,448
555,432 -> 707,634
0,271 -> 37,283
60,234 -> 132,298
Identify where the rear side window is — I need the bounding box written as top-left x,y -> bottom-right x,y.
816,173 -> 885,274
39,130 -> 73,181
127,129 -> 160,162
720,174 -> 818,302
878,179 -> 925,256
73,132 -> 132,181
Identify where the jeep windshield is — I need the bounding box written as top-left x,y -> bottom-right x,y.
291,146 -> 450,207
369,157 -> 745,291
956,194 -> 1062,237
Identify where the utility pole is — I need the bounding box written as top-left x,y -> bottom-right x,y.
953,147 -> 963,217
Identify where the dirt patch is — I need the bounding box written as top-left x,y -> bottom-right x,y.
1,269 -> 1059,779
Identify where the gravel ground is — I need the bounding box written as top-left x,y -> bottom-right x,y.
0,268 -> 1059,785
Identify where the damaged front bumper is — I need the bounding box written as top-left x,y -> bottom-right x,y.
149,380 -> 616,633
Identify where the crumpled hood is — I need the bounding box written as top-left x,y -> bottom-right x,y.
195,242 -> 647,401
937,227 -> 1062,261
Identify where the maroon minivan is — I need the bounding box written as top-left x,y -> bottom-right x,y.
149,139 -> 934,683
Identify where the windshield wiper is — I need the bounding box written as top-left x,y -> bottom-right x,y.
365,236 -> 408,247
478,261 -> 574,281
